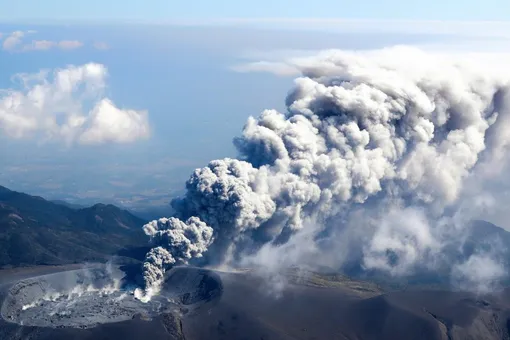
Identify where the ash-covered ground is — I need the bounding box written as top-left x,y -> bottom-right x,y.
4,264 -> 510,340
0,264 -> 222,330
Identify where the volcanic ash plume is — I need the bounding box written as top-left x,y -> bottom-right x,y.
139,46 -> 510,298
134,217 -> 213,302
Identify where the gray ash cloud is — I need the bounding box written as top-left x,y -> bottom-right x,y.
135,217 -> 213,301
137,46 -> 510,299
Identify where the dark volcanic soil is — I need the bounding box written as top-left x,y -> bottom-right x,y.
182,271 -> 510,340
2,265 -> 510,339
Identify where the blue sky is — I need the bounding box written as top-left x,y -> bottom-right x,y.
0,3 -> 510,215
0,23 -> 298,210
2,0 -> 510,22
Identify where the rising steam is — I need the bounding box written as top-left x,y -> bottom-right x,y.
137,46 -> 510,299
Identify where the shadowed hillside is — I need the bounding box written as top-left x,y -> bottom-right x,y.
0,186 -> 147,268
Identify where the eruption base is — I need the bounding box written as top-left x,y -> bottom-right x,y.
1,265 -> 222,329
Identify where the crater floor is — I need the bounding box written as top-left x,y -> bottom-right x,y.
1,265 -> 222,329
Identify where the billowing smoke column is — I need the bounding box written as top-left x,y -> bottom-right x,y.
138,46 -> 510,298
135,217 -> 213,301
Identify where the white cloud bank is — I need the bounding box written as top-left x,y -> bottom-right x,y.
0,63 -> 150,145
22,40 -> 84,51
231,47 -> 510,78
0,30 -> 105,52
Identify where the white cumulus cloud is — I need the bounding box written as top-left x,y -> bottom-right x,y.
79,99 -> 150,145
2,31 -> 27,51
0,63 -> 150,145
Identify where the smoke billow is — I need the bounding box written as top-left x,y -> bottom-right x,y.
134,217 -> 213,301
138,46 -> 510,298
